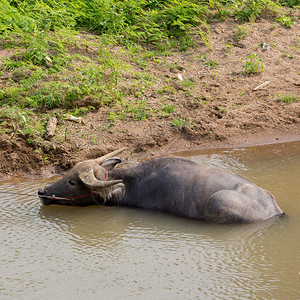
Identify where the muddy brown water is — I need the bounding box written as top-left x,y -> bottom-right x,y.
1,142 -> 299,299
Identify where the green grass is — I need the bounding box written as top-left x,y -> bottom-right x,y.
163,104 -> 176,114
181,79 -> 195,88
171,117 -> 192,130
106,99 -> 152,122
197,54 -> 219,68
0,0 -> 296,145
0,105 -> 46,141
0,0 -> 208,47
124,99 -> 152,121
158,86 -> 176,95
230,0 -> 281,22
241,54 -> 264,75
276,15 -> 295,28
277,94 -> 300,103
235,25 -> 249,40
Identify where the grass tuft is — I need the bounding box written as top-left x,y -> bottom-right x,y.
277,94 -> 300,103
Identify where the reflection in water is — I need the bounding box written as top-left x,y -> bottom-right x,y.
0,142 -> 299,299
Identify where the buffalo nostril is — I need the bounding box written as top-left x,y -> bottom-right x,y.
38,188 -> 47,196
38,187 -> 52,205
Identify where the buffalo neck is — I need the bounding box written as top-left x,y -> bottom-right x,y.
108,164 -> 142,207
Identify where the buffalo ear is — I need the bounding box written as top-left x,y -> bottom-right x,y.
94,147 -> 127,164
100,158 -> 122,170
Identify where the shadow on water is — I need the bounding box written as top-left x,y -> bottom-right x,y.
38,202 -> 287,246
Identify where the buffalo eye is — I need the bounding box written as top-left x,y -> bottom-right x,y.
68,179 -> 76,186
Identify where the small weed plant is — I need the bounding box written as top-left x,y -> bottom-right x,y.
241,54 -> 263,75
197,54 -> 219,68
235,25 -> 249,40
126,100 -> 152,121
171,117 -> 191,130
276,15 -> 294,28
158,86 -> 176,95
230,0 -> 279,22
181,79 -> 195,88
163,104 -> 176,114
225,42 -> 234,52
0,106 -> 46,140
277,94 -> 299,103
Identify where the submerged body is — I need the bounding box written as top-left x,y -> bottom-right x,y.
38,149 -> 283,224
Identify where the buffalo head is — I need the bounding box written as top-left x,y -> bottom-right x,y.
38,148 -> 126,206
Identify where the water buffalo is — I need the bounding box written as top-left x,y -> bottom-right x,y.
38,147 -> 283,223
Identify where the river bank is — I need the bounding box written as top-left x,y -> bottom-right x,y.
0,127 -> 299,181
1,12 -> 299,180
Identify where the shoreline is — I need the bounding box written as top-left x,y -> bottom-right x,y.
1,130 -> 299,182
139,126 -> 300,157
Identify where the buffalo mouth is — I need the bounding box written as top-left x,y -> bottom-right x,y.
38,188 -> 64,206
38,188 -> 90,206
38,194 -> 77,206
39,196 -> 53,205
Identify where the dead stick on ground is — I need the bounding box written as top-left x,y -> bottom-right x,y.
253,81 -> 270,91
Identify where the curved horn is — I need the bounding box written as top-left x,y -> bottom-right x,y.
79,169 -> 123,190
94,147 -> 127,165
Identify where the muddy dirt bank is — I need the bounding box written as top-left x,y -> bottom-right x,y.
0,127 -> 299,181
